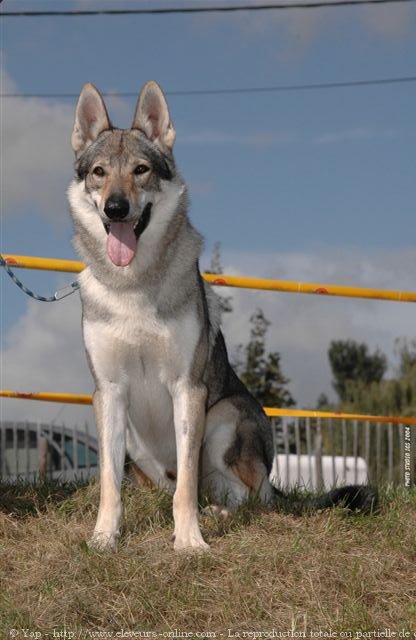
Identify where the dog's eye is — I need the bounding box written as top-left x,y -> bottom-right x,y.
134,164 -> 150,176
92,166 -> 105,177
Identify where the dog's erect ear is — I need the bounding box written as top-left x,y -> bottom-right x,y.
132,81 -> 176,153
71,83 -> 112,156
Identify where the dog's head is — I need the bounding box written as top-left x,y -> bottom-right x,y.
70,81 -> 180,268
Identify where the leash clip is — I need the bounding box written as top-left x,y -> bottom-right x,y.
54,281 -> 80,301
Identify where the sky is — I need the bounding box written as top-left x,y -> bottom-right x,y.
1,0 -> 416,430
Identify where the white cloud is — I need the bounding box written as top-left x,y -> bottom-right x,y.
0,288 -> 94,427
0,64 -> 75,218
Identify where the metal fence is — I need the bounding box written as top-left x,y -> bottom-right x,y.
1,417 -> 413,487
0,421 -> 98,481
271,417 -> 414,489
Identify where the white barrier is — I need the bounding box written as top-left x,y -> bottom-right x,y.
270,454 -> 368,491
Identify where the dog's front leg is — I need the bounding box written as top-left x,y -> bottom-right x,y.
89,384 -> 127,551
172,381 -> 209,551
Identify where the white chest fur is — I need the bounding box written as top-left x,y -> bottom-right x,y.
80,269 -> 201,482
80,269 -> 199,369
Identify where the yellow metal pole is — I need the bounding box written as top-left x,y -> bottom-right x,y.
0,390 -> 93,405
264,407 -> 416,425
2,254 -> 84,273
1,390 -> 416,424
203,273 -> 416,303
3,254 -> 416,302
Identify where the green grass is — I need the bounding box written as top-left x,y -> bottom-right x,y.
0,480 -> 415,635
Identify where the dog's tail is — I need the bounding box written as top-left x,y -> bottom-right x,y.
272,484 -> 379,515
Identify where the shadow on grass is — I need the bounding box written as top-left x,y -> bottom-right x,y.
0,478 -> 89,517
0,476 -> 402,525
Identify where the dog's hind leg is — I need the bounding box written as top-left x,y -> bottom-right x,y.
201,399 -> 274,509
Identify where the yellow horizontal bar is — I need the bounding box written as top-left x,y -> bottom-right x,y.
0,390 -> 93,405
1,390 -> 416,424
2,254 -> 84,274
265,407 -> 416,425
203,274 -> 416,303
3,254 -> 416,303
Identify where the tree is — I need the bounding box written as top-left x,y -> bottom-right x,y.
204,241 -> 233,317
323,338 -> 416,416
341,340 -> 416,416
320,338 -> 415,484
328,339 -> 387,403
234,308 -> 295,408
396,338 -> 416,378
316,393 -> 331,410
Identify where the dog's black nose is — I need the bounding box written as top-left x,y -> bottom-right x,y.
104,195 -> 130,220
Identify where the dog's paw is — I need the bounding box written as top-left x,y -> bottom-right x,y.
173,530 -> 210,553
202,504 -> 232,519
88,531 -> 119,552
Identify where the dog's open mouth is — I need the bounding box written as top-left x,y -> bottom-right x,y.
104,203 -> 152,267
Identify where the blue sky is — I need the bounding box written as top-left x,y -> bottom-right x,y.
1,0 -> 416,426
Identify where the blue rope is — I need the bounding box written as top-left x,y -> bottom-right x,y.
0,254 -> 80,302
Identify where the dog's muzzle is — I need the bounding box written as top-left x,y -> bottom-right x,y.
104,203 -> 152,267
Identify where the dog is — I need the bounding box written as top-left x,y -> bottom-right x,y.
68,81 -> 377,551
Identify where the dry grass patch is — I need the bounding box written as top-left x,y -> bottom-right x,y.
0,480 -> 415,635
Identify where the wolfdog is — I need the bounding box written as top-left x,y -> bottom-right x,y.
68,81 -> 377,551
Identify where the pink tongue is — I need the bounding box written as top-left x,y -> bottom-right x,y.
107,222 -> 138,267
